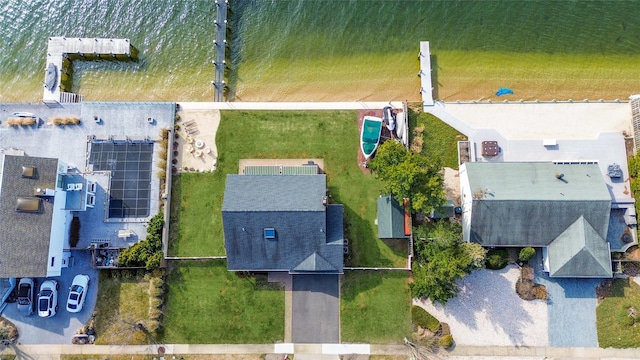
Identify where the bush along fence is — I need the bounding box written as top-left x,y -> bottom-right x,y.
117,212 -> 164,270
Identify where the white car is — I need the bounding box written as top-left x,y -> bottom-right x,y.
66,274 -> 90,313
37,279 -> 59,318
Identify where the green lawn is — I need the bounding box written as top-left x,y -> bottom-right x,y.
94,271 -> 155,345
160,260 -> 284,343
410,109 -> 465,170
597,278 -> 640,348
170,110 -> 407,267
341,270 -> 412,343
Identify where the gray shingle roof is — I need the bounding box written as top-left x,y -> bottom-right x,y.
223,175 -> 343,273
463,162 -> 613,278
465,163 -> 611,246
547,216 -> 612,278
377,195 -> 406,239
0,155 -> 58,277
222,175 -> 326,212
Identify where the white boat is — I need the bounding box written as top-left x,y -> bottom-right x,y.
360,116 -> 383,161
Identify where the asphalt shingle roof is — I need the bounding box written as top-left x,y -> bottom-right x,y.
0,155 -> 58,277
465,163 -> 611,246
547,216 -> 612,278
222,174 -> 343,273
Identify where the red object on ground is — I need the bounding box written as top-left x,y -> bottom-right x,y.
403,198 -> 411,236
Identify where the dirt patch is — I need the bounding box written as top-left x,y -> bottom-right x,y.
625,246 -> 640,261
0,316 -> 18,343
515,265 -> 547,301
442,168 -> 460,205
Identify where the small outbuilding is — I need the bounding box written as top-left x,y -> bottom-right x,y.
376,195 -> 410,239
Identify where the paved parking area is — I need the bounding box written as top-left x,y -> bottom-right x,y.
292,274 -> 339,344
3,250 -> 98,344
534,273 -> 600,347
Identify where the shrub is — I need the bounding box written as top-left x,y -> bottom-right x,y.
519,247 -> 536,262
411,305 -> 441,332
486,249 -> 509,270
438,334 -> 454,349
440,322 -> 451,336
117,212 -> 164,269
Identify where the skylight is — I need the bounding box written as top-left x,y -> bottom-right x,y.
264,228 -> 276,240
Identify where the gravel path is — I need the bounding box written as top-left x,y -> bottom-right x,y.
414,266 -> 548,347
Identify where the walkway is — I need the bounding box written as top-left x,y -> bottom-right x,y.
178,101 -> 406,110
6,343 -> 640,359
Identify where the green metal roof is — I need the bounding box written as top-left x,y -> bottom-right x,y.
377,195 -> 406,239
547,216 -> 612,278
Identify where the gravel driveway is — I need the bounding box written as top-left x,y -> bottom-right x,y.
414,266 -> 548,347
4,250 -> 98,344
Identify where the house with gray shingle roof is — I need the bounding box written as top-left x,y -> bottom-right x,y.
0,154 -> 94,279
460,162 -> 613,278
222,173 -> 344,274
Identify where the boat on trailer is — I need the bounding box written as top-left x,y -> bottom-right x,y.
360,116 -> 383,162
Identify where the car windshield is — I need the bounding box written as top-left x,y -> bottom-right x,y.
68,303 -> 77,309
38,297 -> 50,311
18,284 -> 30,297
71,285 -> 83,293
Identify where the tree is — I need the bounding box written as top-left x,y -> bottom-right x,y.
368,140 -> 445,214
411,221 -> 484,304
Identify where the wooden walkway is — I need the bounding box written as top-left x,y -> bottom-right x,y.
43,37 -> 133,104
418,41 -> 434,107
213,0 -> 229,102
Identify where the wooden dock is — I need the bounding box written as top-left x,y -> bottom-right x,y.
43,37 -> 133,104
418,41 -> 434,106
213,0 -> 229,102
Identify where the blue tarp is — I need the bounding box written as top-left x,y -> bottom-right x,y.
496,88 -> 514,96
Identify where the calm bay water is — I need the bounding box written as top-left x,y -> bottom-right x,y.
1,0 -> 639,102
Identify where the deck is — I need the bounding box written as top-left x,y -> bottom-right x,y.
419,41 -> 434,107
43,37 -> 133,104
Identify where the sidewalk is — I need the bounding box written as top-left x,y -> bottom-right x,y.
4,344 -> 640,359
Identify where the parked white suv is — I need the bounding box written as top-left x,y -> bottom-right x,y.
37,279 -> 59,318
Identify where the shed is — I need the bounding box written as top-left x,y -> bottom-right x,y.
377,195 -> 408,239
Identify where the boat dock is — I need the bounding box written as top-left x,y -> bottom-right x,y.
213,0 -> 229,102
418,41 -> 434,107
43,37 -> 134,104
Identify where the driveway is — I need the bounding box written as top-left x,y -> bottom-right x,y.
292,274 -> 339,343
534,273 -> 600,347
4,250 -> 98,344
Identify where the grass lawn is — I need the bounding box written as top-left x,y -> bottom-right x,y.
62,356 -> 261,360
597,278 -> 640,348
341,270 -> 412,344
94,271 -> 155,345
160,260 -> 284,343
170,110 -> 407,267
409,109 -> 465,170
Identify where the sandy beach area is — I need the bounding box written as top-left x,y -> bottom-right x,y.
414,266 -> 548,347
174,105 -> 220,173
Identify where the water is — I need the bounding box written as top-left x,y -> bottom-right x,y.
1,0 -> 640,102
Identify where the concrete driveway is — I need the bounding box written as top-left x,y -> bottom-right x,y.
4,250 -> 98,344
292,274 -> 339,344
535,274 -> 600,347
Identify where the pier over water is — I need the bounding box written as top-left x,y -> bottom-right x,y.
44,37 -> 134,104
418,41 -> 434,108
213,0 -> 229,102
